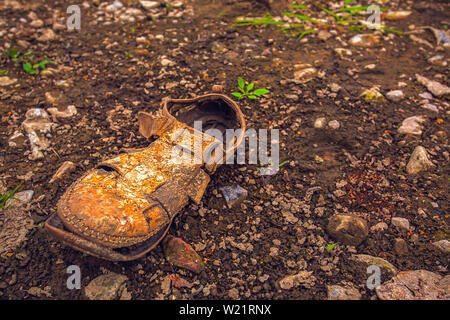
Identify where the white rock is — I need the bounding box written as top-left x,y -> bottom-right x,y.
406,146 -> 435,174
432,240 -> 450,253
47,105 -> 77,118
398,116 -> 426,135
328,120 -> 340,129
5,190 -> 34,207
160,57 -> 175,67
421,103 -> 439,113
140,1 -> 159,10
386,90 -> 404,102
293,67 -> 316,81
349,34 -> 379,47
334,48 -> 352,57
416,74 -> 450,98
106,0 -> 123,13
314,117 -> 326,129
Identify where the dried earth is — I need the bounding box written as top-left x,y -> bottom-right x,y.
0,0 -> 449,300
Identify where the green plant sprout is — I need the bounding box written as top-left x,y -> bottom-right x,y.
0,70 -> 7,76
325,243 -> 337,252
0,181 -> 23,210
232,77 -> 270,100
23,57 -> 55,75
5,48 -> 55,75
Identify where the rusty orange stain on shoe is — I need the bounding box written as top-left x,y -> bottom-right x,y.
45,94 -> 246,261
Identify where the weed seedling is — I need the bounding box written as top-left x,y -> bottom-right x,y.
0,70 -> 7,76
231,77 -> 270,100
22,56 -> 55,75
0,181 -> 23,210
5,47 -> 20,61
325,243 -> 337,252
5,48 -> 55,75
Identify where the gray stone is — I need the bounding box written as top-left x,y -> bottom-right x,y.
351,254 -> 398,277
327,284 -> 361,300
398,116 -> 426,135
219,184 -> 248,208
386,90 -> 404,102
85,273 -> 128,300
421,103 -> 439,113
406,146 -> 435,174
0,206 -> 34,258
432,240 -> 450,253
416,74 -> 450,98
5,190 -> 34,208
376,270 -> 449,300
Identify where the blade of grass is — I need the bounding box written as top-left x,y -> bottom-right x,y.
338,6 -> 388,12
280,23 -> 305,32
296,29 -> 317,39
379,26 -> 404,35
282,12 -> 320,24
318,6 -> 340,21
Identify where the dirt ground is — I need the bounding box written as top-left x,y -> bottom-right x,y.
0,0 -> 449,300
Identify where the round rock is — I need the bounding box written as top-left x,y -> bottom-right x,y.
326,214 -> 368,246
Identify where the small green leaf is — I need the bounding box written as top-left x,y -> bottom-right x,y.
248,95 -> 257,99
253,88 -> 270,96
278,160 -> 288,167
5,48 -> 18,58
238,77 -> 245,89
231,92 -> 243,99
325,243 -> 337,252
247,83 -> 254,92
